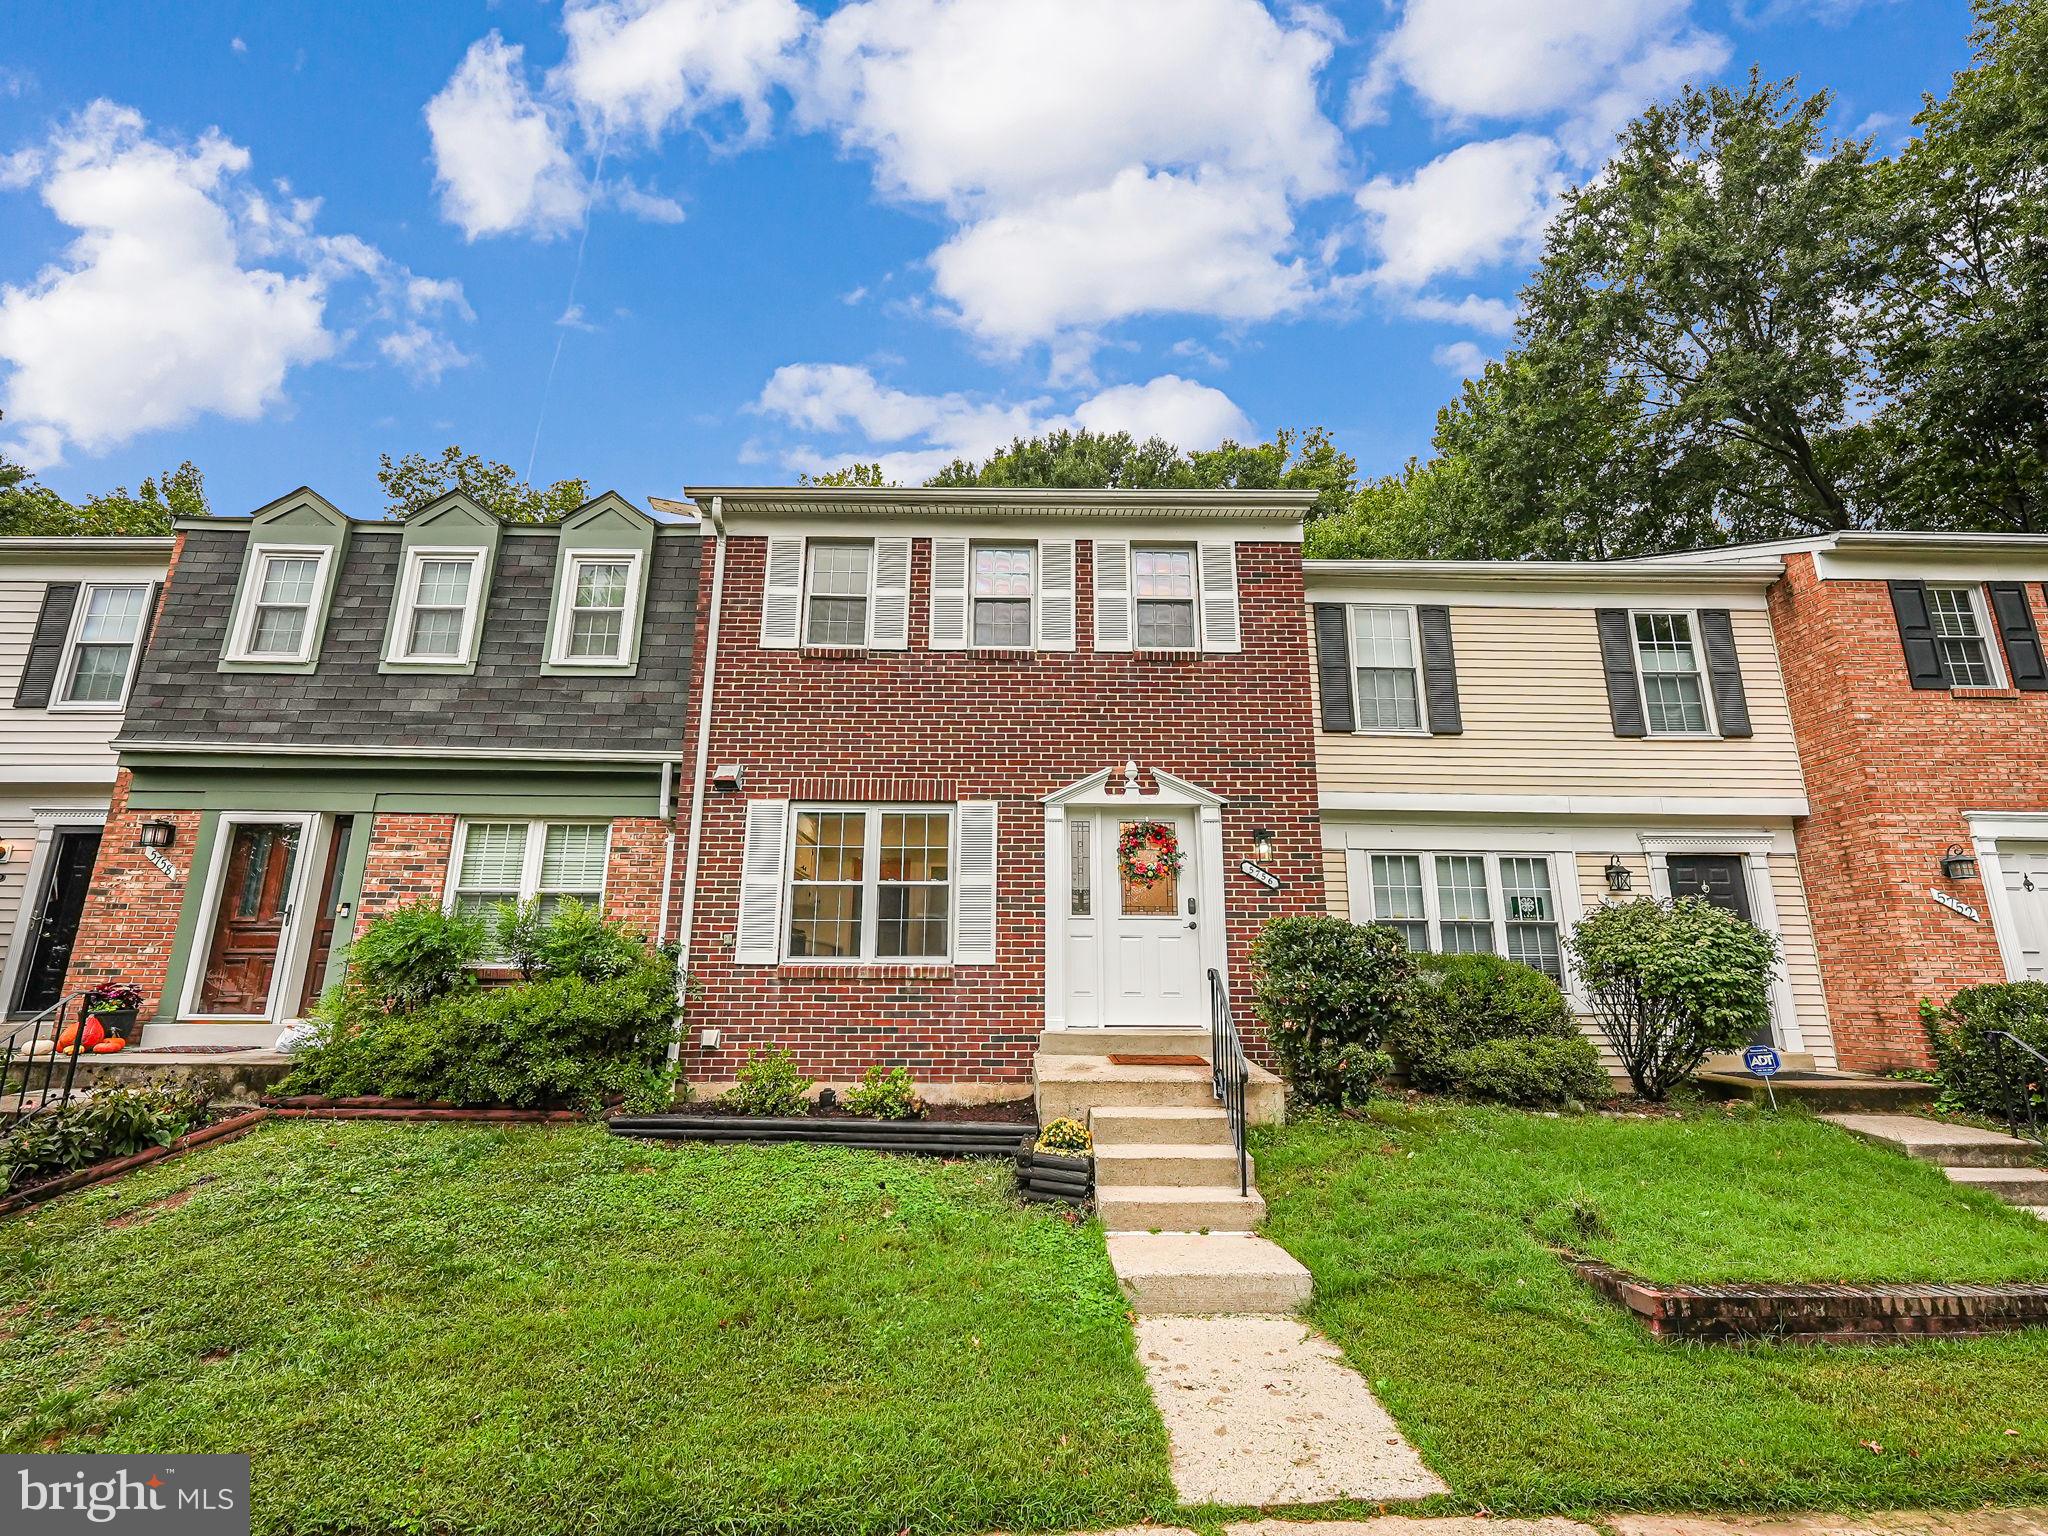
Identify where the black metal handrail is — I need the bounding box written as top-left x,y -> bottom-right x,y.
1985,1029 -> 2046,1146
1,989 -> 95,1126
1206,967 -> 1249,1198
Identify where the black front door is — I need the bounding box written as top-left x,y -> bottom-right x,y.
1666,854 -> 1773,1046
15,830 -> 102,1014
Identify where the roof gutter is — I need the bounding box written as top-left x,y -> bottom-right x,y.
671,493 -> 726,1063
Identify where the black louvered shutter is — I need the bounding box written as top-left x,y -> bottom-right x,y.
1696,609 -> 1753,737
1416,604 -> 1462,735
1595,609 -> 1647,737
1989,583 -> 2047,691
1313,604 -> 1354,732
1888,580 -> 1949,689
12,582 -> 79,708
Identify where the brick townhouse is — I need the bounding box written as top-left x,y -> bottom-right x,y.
668,487 -> 1327,1095
60,486 -> 698,1043
1679,532 -> 2048,1070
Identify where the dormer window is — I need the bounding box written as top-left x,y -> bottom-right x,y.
389,548 -> 484,665
549,551 -> 641,666
226,546 -> 329,664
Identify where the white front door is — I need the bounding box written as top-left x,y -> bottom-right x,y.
1998,841 -> 2048,979
1059,808 -> 1203,1028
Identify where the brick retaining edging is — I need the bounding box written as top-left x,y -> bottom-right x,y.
1567,1255 -> 2048,1342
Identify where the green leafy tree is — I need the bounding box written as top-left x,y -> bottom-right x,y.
377,447 -> 589,524
798,462 -> 896,487
0,417 -> 212,536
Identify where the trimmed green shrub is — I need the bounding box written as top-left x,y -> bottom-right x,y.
1252,915 -> 1414,1109
1035,1117 -> 1092,1154
1920,982 -> 2048,1120
1567,897 -> 1778,1101
344,901 -> 486,1010
844,1064 -> 923,1120
1448,1035 -> 1609,1109
495,898 -> 651,984
2,1086 -> 208,1192
724,1048 -> 814,1116
1388,952 -> 1577,1092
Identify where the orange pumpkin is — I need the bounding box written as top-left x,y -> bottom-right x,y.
79,1018 -> 105,1051
91,1037 -> 127,1054
54,1026 -> 79,1053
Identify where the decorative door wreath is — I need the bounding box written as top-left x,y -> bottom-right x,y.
1117,820 -> 1185,888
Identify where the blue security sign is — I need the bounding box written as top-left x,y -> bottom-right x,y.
1743,1045 -> 1783,1078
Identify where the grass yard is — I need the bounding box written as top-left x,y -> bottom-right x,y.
1254,1103 -> 2048,1516
0,1120 -> 1173,1536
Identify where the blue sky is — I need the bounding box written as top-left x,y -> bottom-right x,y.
0,0 -> 1971,518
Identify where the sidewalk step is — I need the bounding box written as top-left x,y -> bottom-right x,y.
1037,1029 -> 1212,1058
1943,1165 -> 2048,1205
1106,1231 -> 1310,1316
1097,1184 -> 1267,1233
1034,1053 -> 1283,1125
1095,1143 -> 1249,1189
1823,1112 -> 2046,1169
1090,1105 -> 1232,1146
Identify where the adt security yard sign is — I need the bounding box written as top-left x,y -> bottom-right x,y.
1743,1044 -> 1782,1109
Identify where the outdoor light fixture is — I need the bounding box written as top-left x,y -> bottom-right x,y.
1604,855 -> 1633,893
1941,844 -> 1978,881
137,818 -> 176,850
1251,827 -> 1276,862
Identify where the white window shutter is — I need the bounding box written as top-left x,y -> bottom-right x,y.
1036,538 -> 1075,651
760,537 -> 804,648
929,536 -> 969,650
1198,540 -> 1242,652
1093,539 -> 1132,652
734,799 -> 790,964
869,537 -> 911,649
954,801 -> 999,965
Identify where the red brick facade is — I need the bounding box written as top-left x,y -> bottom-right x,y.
675,533 -> 1326,1087
1772,552 -> 2048,1069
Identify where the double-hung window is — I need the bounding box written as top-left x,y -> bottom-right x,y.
805,542 -> 871,645
1632,612 -> 1711,734
1358,851 -> 1565,981
1926,585 -> 2000,687
393,549 -> 483,663
1349,604 -> 1423,731
972,545 -> 1033,647
449,820 -> 611,929
231,548 -> 326,663
552,552 -> 638,665
787,806 -> 952,962
55,583 -> 149,707
1132,547 -> 1198,649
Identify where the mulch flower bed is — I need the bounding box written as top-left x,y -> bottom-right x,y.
683,1096 -> 1037,1125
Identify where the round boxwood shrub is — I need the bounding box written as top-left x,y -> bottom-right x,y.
1920,981 -> 2048,1121
1251,915 -> 1411,1109
1387,952 -> 1577,1093
1447,1035 -> 1608,1109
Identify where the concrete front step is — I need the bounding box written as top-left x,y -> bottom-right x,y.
1034,1054 -> 1283,1125
1943,1164 -> 2048,1205
1096,1142 -> 1250,1189
1090,1105 -> 1232,1146
1037,1028 -> 1212,1058
1097,1184 -> 1267,1233
1105,1231 -> 1310,1315
1823,1112 -> 2047,1169
1700,1070 -> 1938,1113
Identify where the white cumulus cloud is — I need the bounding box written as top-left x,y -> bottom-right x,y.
1070,375 -> 1253,448
425,32 -> 586,240
553,0 -> 809,143
1355,134 -> 1563,292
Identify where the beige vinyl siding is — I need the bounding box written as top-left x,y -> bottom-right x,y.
1313,604 -> 1805,800
1323,845 -> 1348,917
1,574 -> 149,774
0,813 -> 29,995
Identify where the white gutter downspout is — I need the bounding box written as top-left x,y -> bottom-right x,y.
669,495 -> 726,1063
654,761 -> 675,945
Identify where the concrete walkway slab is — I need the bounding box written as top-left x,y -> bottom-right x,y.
1133,1316 -> 1446,1507
1823,1113 -> 2047,1168
1227,1521 -> 1595,1536
1607,1510 -> 2048,1536
1108,1232 -> 1311,1316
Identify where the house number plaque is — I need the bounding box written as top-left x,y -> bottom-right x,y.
142,847 -> 180,883
1239,860 -> 1281,890
1929,887 -> 1981,923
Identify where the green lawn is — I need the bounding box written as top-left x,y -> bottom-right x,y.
0,1121 -> 1173,1536
1254,1103 -> 2048,1516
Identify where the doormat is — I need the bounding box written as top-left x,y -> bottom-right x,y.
1108,1053 -> 1208,1067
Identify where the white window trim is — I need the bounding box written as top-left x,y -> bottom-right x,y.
386,545 -> 488,666
1926,583 -> 2009,689
225,544 -> 331,664
48,580 -> 150,712
1346,602 -> 1429,737
1354,848 -> 1571,986
1628,607 -> 1718,738
1129,542 -> 1202,654
442,818 -> 613,921
801,539 -> 874,648
783,802 -> 956,966
970,541 -> 1036,652
547,548 -> 643,667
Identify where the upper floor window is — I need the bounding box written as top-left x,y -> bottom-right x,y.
1349,605 -> 1423,732
228,547 -> 327,664
551,552 -> 639,666
1133,546 -> 1197,649
1927,585 -> 1999,688
1360,850 -> 1564,982
805,542 -> 872,646
972,545 -> 1033,648
1633,612 -> 1711,734
787,806 -> 952,962
391,549 -> 484,664
55,583 -> 149,708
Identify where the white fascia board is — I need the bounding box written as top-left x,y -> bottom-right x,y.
1319,791 -> 1810,819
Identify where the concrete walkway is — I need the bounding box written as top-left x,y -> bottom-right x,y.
1823,1113 -> 2048,1219
1078,1510 -> 2048,1536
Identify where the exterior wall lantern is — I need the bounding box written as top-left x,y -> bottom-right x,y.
1250,828 -> 1276,862
1941,844 -> 1978,881
137,818 -> 177,850
1604,855 -> 1633,893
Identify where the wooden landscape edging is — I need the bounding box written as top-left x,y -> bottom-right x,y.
1568,1254 -> 2048,1342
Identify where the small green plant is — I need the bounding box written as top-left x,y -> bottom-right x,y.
844,1064 -> 924,1120
724,1049 -> 814,1116
1920,982 -> 2048,1120
344,901 -> 486,1010
1448,1035 -> 1609,1109
1034,1117 -> 1092,1155
1251,914 -> 1415,1109
1388,952 -> 1577,1092
1,1086 -> 208,1192
495,898 -> 651,984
